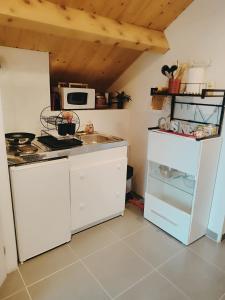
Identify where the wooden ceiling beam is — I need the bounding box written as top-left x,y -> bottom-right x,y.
0,0 -> 169,53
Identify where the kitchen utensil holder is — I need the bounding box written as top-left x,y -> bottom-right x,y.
151,95 -> 166,110
168,79 -> 181,94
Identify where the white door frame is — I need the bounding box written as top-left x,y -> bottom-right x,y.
0,90 -> 17,274
0,219 -> 6,286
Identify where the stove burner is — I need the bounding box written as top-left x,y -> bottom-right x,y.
17,145 -> 38,155
7,144 -> 38,156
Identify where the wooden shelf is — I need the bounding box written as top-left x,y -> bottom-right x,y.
151,88 -> 225,98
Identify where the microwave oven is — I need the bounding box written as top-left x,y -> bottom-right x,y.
59,87 -> 95,110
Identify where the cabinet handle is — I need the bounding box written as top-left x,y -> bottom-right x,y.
150,209 -> 178,227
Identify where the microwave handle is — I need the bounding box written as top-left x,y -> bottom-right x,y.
69,82 -> 89,88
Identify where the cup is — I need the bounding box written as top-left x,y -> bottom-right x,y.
58,123 -> 76,136
58,123 -> 68,136
68,123 -> 76,135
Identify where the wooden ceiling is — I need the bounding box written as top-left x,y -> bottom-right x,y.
0,0 -> 192,90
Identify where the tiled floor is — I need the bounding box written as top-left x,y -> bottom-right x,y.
1,204 -> 225,300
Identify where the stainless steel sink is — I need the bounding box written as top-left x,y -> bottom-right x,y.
76,132 -> 123,145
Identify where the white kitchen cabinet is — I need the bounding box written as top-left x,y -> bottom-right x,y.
69,146 -> 127,232
144,130 -> 222,245
10,158 -> 71,262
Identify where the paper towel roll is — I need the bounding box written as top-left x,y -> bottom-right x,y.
186,67 -> 205,93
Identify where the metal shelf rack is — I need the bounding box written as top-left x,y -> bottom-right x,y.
149,88 -> 225,140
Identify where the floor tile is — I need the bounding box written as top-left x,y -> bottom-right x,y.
158,250 -> 225,300
83,241 -> 152,298
4,290 -> 30,300
125,203 -> 144,215
69,223 -> 119,258
116,271 -> 188,300
190,236 -> 225,271
105,207 -> 149,238
19,244 -> 78,285
219,292 -> 225,299
124,225 -> 183,267
0,270 -> 24,299
29,261 -> 110,300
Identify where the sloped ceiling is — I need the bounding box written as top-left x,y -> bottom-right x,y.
0,0 -> 192,90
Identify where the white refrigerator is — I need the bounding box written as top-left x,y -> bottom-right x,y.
10,158 -> 71,263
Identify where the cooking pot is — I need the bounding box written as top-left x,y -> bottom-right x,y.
5,132 -> 35,146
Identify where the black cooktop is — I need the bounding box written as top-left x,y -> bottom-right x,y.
37,135 -> 83,150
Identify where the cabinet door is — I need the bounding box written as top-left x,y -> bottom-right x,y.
70,157 -> 127,231
148,131 -> 200,176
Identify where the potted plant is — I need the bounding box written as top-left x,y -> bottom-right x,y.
115,91 -> 132,109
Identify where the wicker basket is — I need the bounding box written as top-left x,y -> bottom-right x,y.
151,95 -> 165,110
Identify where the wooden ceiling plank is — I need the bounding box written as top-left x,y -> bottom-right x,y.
149,0 -> 193,30
58,41 -> 99,81
0,0 -> 169,53
48,0 -> 193,30
0,0 -> 194,89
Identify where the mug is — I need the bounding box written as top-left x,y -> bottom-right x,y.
58,123 -> 68,136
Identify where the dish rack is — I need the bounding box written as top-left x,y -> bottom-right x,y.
40,106 -> 81,139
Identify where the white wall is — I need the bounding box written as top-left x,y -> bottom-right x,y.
111,0 -> 225,240
0,46 -> 51,135
0,92 -> 17,273
78,109 -> 130,139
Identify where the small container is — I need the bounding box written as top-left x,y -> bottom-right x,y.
84,121 -> 94,134
168,79 -> 181,94
58,123 -> 76,136
68,123 -> 76,135
151,95 -> 165,110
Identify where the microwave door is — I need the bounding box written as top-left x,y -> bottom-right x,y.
67,92 -> 88,106
61,88 -> 95,110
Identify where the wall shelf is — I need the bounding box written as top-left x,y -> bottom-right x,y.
150,88 -> 225,139
151,88 -> 225,98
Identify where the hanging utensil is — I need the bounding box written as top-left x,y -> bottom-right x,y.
161,65 -> 171,78
170,65 -> 178,78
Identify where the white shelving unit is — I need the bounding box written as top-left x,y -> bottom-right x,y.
144,130 -> 222,245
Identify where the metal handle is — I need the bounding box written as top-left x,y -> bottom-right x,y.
69,82 -> 88,88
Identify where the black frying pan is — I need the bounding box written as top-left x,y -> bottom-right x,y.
5,132 -> 35,146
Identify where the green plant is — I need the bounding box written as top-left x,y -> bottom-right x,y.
116,91 -> 132,102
